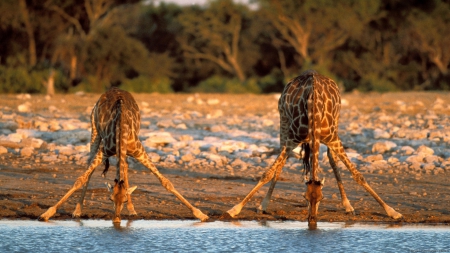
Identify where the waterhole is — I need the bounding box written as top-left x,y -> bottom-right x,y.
1,220 -> 449,252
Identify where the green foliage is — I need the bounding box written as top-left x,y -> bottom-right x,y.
0,0 -> 449,93
69,75 -> 109,93
360,74 -> 398,92
121,75 -> 173,93
257,70 -> 284,93
192,76 -> 261,93
0,65 -> 66,94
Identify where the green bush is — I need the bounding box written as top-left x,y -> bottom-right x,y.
359,74 -> 398,92
193,76 -> 261,93
257,71 -> 284,93
121,75 -> 173,93
70,75 -> 110,93
0,66 -> 60,94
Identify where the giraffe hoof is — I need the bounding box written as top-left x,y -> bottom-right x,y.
219,213 -> 233,220
37,216 -> 48,222
256,209 -> 267,214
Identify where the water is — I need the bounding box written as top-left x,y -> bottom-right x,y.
0,220 -> 449,253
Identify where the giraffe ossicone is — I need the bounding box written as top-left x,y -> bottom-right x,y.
38,87 -> 209,223
225,70 -> 402,226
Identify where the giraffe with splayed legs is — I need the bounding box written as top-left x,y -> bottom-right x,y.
225,70 -> 402,226
39,87 -> 209,223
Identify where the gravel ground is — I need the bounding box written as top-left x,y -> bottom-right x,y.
0,91 -> 449,224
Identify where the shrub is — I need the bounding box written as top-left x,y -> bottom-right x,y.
193,76 -> 261,93
0,66 -> 62,94
121,75 -> 173,93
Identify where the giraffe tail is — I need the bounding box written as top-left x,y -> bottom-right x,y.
115,98 -> 128,183
301,143 -> 311,178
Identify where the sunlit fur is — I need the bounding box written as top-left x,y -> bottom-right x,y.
305,180 -> 324,226
108,179 -> 136,223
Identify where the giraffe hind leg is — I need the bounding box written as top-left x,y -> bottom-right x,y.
327,148 -> 355,214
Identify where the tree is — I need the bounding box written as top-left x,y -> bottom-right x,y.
258,0 -> 382,72
18,0 -> 37,66
407,1 -> 450,76
177,0 -> 250,82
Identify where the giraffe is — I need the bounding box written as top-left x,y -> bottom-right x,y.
225,70 -> 402,226
39,87 -> 209,223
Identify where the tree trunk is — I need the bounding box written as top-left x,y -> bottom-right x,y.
19,0 -> 37,66
70,55 -> 77,80
46,70 -> 55,96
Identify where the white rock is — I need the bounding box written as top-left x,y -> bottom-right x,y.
370,160 -> 389,170
341,99 -> 349,106
175,123 -> 187,129
156,120 -> 174,128
210,125 -> 227,132
230,158 -> 248,171
424,155 -> 440,165
17,93 -> 31,100
49,105 -> 58,113
405,155 -> 423,164
262,119 -> 274,127
143,132 -> 177,147
18,103 -> 31,113
416,145 -> 434,156
207,98 -> 220,105
206,109 -> 223,119
24,138 -> 44,148
5,133 -> 23,143
373,128 -> 390,139
400,146 -> 415,155
20,147 -> 34,157
199,152 -> 227,167
181,153 -> 195,162
148,152 -> 161,163
186,96 -> 194,103
58,146 -> 77,156
372,141 -> 397,153
0,146 -> 8,154
164,155 -> 176,163
42,155 -> 58,162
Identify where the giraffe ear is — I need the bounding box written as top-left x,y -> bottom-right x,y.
127,186 -> 137,195
320,178 -> 325,187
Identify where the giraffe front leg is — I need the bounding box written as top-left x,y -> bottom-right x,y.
122,163 -> 137,216
256,156 -> 286,214
39,150 -> 103,221
72,170 -> 94,218
228,147 -> 288,218
331,141 -> 402,220
327,148 -> 355,214
133,145 -> 209,222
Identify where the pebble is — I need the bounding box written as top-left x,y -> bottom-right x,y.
0,93 -> 449,179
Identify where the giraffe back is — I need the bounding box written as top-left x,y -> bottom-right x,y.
278,70 -> 341,148
92,87 -> 141,156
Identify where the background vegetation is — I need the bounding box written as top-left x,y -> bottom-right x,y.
0,0 -> 449,94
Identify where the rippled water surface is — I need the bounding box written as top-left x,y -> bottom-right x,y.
1,220 -> 449,252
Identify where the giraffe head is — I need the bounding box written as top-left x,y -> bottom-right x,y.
107,179 -> 137,223
304,178 -> 325,227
